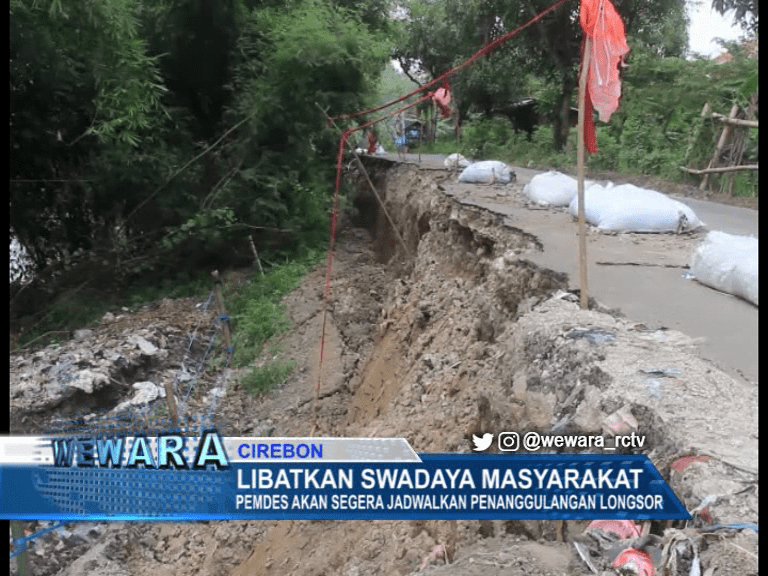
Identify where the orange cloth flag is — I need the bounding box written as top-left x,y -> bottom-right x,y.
580,0 -> 630,153
432,87 -> 452,118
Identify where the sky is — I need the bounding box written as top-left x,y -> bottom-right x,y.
686,0 -> 746,58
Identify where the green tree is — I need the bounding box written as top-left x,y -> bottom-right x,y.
10,0 -> 168,268
397,0 -> 688,150
711,0 -> 758,34
199,0 -> 390,254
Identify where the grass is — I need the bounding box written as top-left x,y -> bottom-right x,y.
239,356 -> 297,396
225,248 -> 325,395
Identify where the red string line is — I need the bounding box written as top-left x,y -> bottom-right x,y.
329,0 -> 573,122
316,93 -> 432,403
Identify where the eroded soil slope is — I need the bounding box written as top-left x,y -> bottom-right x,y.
10,162 -> 758,576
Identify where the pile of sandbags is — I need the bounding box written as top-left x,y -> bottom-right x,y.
567,183 -> 704,233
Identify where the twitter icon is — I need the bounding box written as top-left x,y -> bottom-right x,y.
472,433 -> 494,451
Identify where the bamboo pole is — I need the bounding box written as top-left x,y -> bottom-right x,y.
679,164 -> 759,175
316,104 -> 412,259
577,36 -> 592,310
708,113 -> 758,128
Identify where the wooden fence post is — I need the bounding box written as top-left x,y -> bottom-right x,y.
700,104 -> 740,191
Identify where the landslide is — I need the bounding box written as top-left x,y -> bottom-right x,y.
10,160 -> 758,576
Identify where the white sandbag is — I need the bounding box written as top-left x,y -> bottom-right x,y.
375,143 -> 387,155
689,231 -> 758,305
458,160 -> 514,184
523,171 -> 597,206
444,153 -> 471,169
567,183 -> 704,233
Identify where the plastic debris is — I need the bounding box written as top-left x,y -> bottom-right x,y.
613,548 -> 656,576
588,520 -> 643,540
602,405 -> 638,436
565,328 -> 616,345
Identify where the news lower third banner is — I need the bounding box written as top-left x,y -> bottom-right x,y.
0,435 -> 690,521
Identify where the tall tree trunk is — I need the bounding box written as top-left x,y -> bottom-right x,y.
553,72 -> 576,150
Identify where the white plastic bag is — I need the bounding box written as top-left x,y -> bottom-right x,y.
523,171 -> 596,206
444,153 -> 471,169
689,231 -> 758,305
567,183 -> 704,232
458,160 -> 514,184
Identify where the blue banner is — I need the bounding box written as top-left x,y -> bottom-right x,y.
1,452 -> 690,521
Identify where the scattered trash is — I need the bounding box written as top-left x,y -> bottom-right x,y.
602,405 -> 638,436
588,520 -> 643,540
689,231 -> 758,306
111,381 -> 166,413
458,160 -> 515,184
613,547 -> 656,576
73,329 -> 94,342
670,454 -> 710,473
641,367 -> 682,378
660,529 -> 700,576
565,328 -> 616,345
129,334 -> 159,355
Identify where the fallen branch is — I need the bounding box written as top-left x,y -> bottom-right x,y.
680,164 -> 759,175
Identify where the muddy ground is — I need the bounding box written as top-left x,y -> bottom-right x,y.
9,162 -> 758,576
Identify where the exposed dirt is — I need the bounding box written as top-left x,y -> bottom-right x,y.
10,161 -> 758,576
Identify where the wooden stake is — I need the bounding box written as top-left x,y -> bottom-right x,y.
164,379 -> 180,428
577,36 -> 592,310
249,235 -> 265,278
211,270 -> 232,352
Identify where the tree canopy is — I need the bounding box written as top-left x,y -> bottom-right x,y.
10,0 -> 391,281
396,0 -> 688,149
711,0 -> 758,35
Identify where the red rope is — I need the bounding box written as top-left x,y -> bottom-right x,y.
329,0 -> 573,122
316,93 -> 432,404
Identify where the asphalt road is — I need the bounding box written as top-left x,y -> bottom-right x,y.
376,152 -> 758,385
